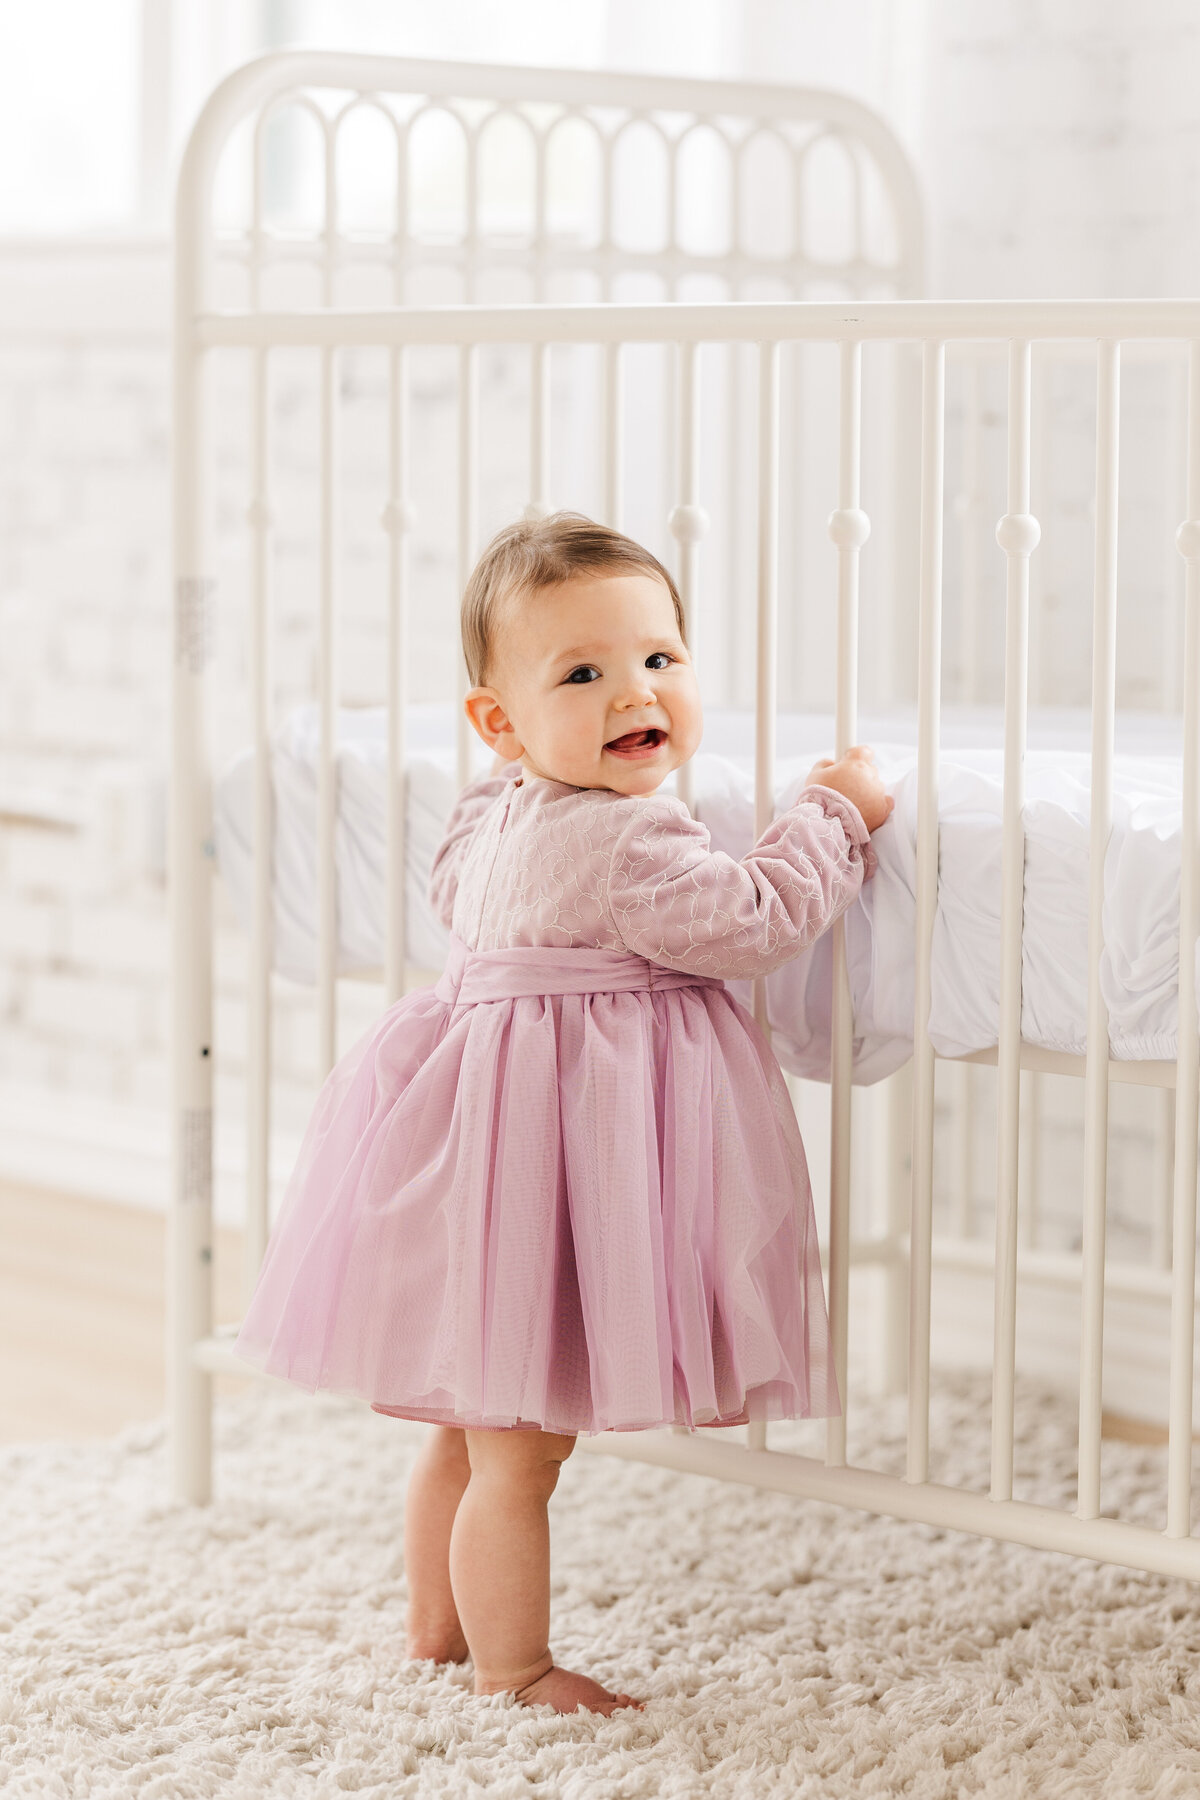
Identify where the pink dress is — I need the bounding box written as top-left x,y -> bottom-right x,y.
233,761 -> 876,1435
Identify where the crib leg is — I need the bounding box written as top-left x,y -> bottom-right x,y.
170,275 -> 216,1502
875,1062 -> 912,1397
167,1164 -> 214,1505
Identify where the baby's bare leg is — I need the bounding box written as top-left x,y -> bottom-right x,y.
403,1425 -> 471,1662
449,1428 -> 643,1716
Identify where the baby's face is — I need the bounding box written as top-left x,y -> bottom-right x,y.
467,570 -> 703,795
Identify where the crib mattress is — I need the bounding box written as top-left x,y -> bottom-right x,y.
213,702 -> 1193,1083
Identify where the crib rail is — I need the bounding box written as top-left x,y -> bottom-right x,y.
196,298 -> 1200,345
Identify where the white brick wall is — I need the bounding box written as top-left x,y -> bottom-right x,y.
920,0 -> 1200,300
0,264 -> 172,1157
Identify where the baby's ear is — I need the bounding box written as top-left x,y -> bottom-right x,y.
464,687 -> 521,756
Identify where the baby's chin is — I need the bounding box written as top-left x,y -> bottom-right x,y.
592,747 -> 679,795
534,736 -> 695,793
599,773 -> 667,796
529,760 -> 666,795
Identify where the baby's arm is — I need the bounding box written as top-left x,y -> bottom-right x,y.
429,760 -> 522,928
606,786 -> 877,981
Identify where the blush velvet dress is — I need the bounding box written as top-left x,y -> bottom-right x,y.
233,760 -> 876,1435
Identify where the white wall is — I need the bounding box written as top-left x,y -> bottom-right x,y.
920,0 -> 1200,301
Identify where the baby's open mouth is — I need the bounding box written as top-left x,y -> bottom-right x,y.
605,728 -> 666,754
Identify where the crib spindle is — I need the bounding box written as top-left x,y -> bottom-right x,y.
457,343 -> 479,792
991,338 -> 1038,1503
784,342 -> 808,705
1153,1087 -> 1176,1272
958,356 -> 985,704
316,342 -> 340,1077
722,343 -> 745,712
1018,1069 -> 1041,1252
825,338 -> 868,1469
747,338 -> 781,1457
314,110 -> 341,1078
1077,340 -> 1120,1522
603,342 -> 624,531
1029,353 -> 1050,708
1164,357 -> 1189,715
908,338 -> 945,1487
669,340 -> 708,819
952,1064 -> 975,1239
1024,352 -> 1050,1240
1167,340 -> 1200,1539
245,346 -> 274,1286
528,341 -> 551,520
752,341 -> 781,1040
383,346 -> 412,1008
244,119 -> 275,1290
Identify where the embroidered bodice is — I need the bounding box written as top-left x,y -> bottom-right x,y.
429,762 -> 876,983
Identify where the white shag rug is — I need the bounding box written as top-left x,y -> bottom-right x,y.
5,1374 -> 1200,1799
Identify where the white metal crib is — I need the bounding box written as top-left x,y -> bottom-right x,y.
171,50 -> 1200,1584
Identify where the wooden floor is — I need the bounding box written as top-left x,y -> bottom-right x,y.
0,1178 -> 1175,1447
0,1180 -> 254,1443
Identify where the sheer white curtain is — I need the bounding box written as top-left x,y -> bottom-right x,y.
0,1 -> 141,232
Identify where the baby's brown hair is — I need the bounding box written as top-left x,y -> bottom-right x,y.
462,511 -> 687,688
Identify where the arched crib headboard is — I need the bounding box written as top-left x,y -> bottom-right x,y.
176,51 -> 925,311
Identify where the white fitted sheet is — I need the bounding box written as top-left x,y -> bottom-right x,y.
213,702 -> 1192,1083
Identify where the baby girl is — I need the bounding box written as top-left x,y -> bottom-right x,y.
234,512 -> 891,1716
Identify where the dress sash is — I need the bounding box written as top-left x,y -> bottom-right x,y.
433,930 -> 726,1007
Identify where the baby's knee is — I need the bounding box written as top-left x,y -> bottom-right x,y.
541,1435 -> 575,1495
466,1427 -> 575,1500
427,1424 -> 470,1472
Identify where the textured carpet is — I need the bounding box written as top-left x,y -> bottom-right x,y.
5,1373 -> 1200,1798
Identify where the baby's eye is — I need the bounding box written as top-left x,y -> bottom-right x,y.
564,666 -> 600,684
646,652 -> 674,670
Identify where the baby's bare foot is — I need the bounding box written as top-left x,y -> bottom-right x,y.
510,1663 -> 644,1716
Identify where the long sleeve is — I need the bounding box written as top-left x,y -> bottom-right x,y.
606,783 -> 877,981
429,761 -> 522,930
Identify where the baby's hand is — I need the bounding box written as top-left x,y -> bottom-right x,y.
805,745 -> 894,834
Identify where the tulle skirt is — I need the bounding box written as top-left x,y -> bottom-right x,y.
233,932 -> 839,1435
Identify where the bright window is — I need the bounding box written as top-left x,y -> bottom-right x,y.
0,1 -> 141,232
